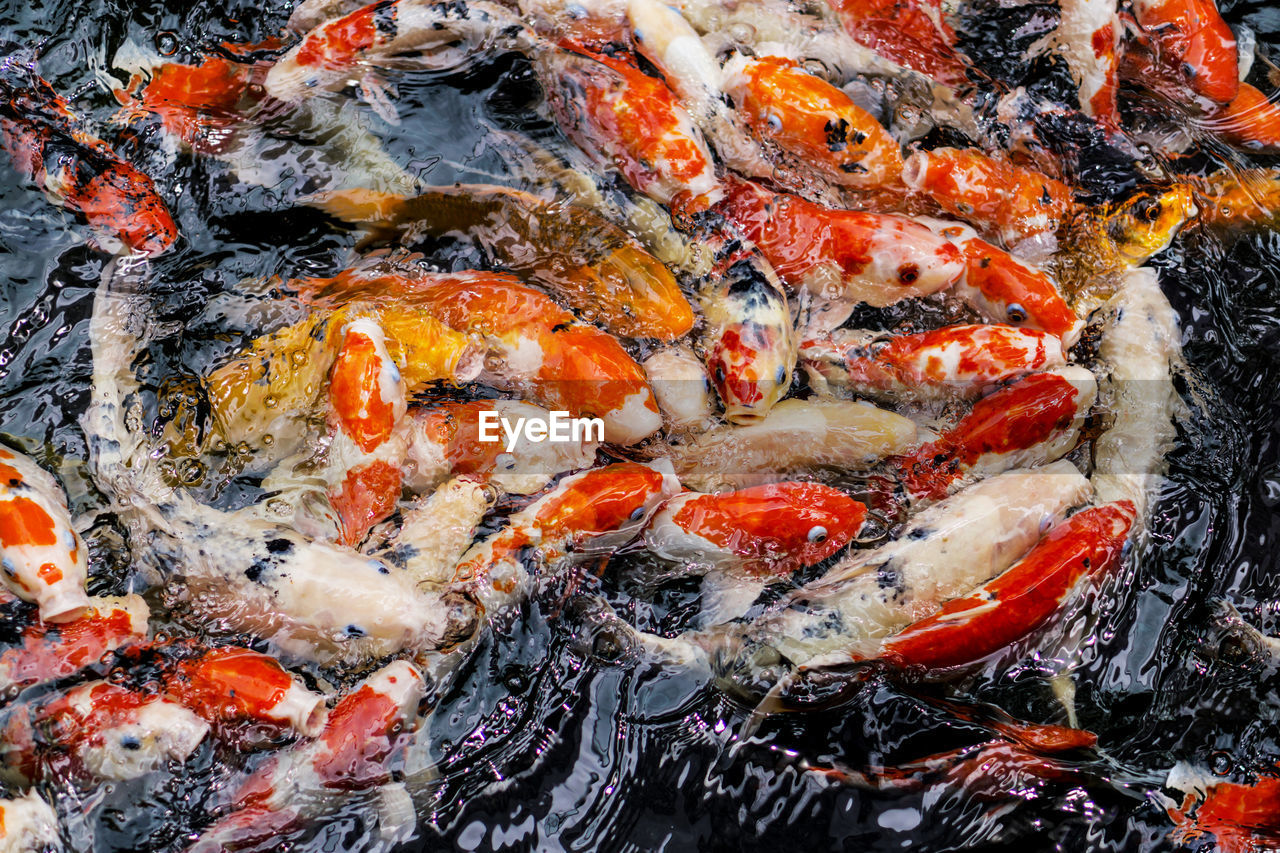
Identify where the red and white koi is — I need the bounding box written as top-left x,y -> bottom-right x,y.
0,680 -> 210,783
0,447 -> 92,624
902,147 -> 1076,252
1030,0 -> 1121,129
800,324 -> 1067,402
0,66 -> 177,255
916,217 -> 1084,345
827,0 -> 972,88
0,791 -> 60,853
892,365 -> 1097,502
187,661 -> 424,853
405,399 -> 599,497
864,501 -> 1134,669
162,647 -> 328,736
1165,762 -> 1280,853
538,41 -> 723,218
716,175 -> 964,329
721,461 -> 1091,673
0,594 -> 148,693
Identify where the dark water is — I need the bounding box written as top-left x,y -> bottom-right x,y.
2,0 -> 1280,850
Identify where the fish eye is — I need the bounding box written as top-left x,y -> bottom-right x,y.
807,525 -> 828,544
897,263 -> 919,285
495,453 -> 516,470
630,506 -> 647,521
714,365 -> 726,383
765,112 -> 783,132
775,365 -> 787,384
1006,303 -> 1027,323
1134,197 -> 1163,222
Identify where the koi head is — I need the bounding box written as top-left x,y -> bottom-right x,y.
1103,184 -> 1198,266
532,460 -> 682,551
652,482 -> 867,573
316,660 -> 424,785
125,57 -> 256,150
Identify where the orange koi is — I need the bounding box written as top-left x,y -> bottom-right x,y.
0,680 -> 210,784
800,323 -> 1067,402
871,501 -> 1134,669
892,365 -> 1097,502
163,647 -> 327,736
1167,768 -> 1280,853
902,147 -> 1076,249
0,68 -> 177,255
307,184 -> 695,340
1203,83 -> 1280,152
115,55 -> 260,153
719,53 -> 903,191
539,42 -> 723,218
0,594 -> 148,692
0,447 -> 92,624
827,0 -> 972,88
645,482 -> 867,575
716,175 -> 964,327
188,661 -> 423,852
1130,0 -> 1238,107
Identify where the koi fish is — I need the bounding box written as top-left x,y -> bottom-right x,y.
1202,83 -> 1280,152
0,447 -> 92,624
868,501 -> 1134,669
0,66 -> 177,255
800,324 -> 1067,402
715,461 -> 1091,677
1030,0 -> 1121,129
698,244 -> 797,424
715,175 -> 964,329
295,267 -> 664,445
0,594 -> 149,692
538,41 -> 723,218
892,365 -> 1098,502
0,791 -> 60,853
1190,167 -> 1280,231
641,345 -> 715,433
1130,0 -> 1238,107
188,661 -> 424,853
265,0 -> 534,121
405,400 -> 599,497
114,55 -> 261,154
87,259 -> 483,665
1090,267 -> 1181,522
902,147 -> 1076,251
827,0 -> 973,88
0,680 -> 211,784
1165,762 -> 1280,853
645,482 -> 867,622
665,398 -> 919,491
162,647 -> 328,736
719,53 -> 903,191
305,184 -> 695,341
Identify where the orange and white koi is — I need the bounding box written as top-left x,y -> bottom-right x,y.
295,268 -> 663,445
917,217 -> 1084,344
800,324 -> 1067,402
405,399 -> 599,496
0,447 -> 92,624
719,461 -> 1091,674
1165,762 -> 1280,853
0,791 -> 60,853
720,53 -> 903,191
866,501 -> 1134,669
892,365 -> 1097,502
902,147 -> 1076,251
1129,0 -> 1238,107
113,54 -> 262,154
306,184 -> 695,340
716,175 -> 964,329
265,0 -> 533,120
0,680 -> 210,784
0,66 -> 177,255
451,461 -> 680,621
0,594 -> 148,692
666,398 -> 919,491
1031,0 -> 1121,129
538,41 -> 723,218
187,661 -> 424,853
698,244 -> 797,424
162,647 -> 328,736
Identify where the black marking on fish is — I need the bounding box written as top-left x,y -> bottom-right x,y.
373,0 -> 400,40
345,624 -> 367,637
824,118 -> 849,152
907,527 -> 931,540
245,558 -> 271,584
839,162 -> 869,174
265,537 -> 293,555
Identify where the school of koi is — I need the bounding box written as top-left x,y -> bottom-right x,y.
1,0 -> 1280,848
